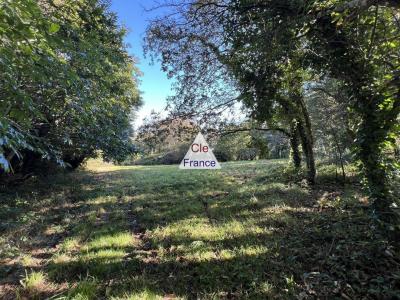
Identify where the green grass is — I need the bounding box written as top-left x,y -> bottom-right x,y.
67,278 -> 98,300
18,270 -> 55,298
0,159 -> 399,299
20,271 -> 46,291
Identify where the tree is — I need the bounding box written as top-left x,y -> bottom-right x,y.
302,0 -> 400,223
0,0 -> 141,175
228,0 -> 400,223
145,0 -> 399,225
216,121 -> 284,161
145,0 -> 317,183
306,78 -> 355,182
136,112 -> 198,154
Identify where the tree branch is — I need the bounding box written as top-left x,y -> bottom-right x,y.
337,0 -> 400,12
220,127 -> 290,137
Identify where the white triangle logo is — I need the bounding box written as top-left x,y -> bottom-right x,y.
179,132 -> 221,169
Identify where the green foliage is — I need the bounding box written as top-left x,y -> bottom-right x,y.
215,126 -> 288,161
145,0 -> 399,222
303,0 -> 400,221
145,0 -> 318,183
215,131 -> 252,161
251,133 -> 269,159
0,0 -> 141,173
131,114 -> 198,165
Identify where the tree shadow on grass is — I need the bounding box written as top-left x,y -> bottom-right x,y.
45,206 -> 399,299
2,162 -> 397,299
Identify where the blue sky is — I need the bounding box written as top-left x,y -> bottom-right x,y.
110,0 -> 173,127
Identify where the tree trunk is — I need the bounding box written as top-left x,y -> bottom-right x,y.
297,120 -> 316,184
288,86 -> 316,184
289,122 -> 301,170
295,95 -> 316,185
358,112 -> 398,224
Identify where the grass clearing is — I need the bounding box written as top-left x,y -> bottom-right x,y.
0,159 -> 399,299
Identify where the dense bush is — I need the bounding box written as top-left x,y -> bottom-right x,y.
0,0 -> 141,176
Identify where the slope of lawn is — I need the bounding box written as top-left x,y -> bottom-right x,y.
0,159 -> 399,299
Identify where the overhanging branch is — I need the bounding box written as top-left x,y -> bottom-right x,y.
220,127 -> 290,137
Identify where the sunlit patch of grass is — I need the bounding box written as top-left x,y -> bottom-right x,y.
220,219 -> 265,236
110,289 -> 166,300
60,237 -> 80,252
86,195 -> 118,205
166,219 -> 266,242
87,232 -> 134,250
20,255 -> 33,267
20,271 -> 49,293
81,249 -> 126,261
52,253 -> 73,264
20,254 -> 40,267
236,245 -> 269,256
85,159 -> 142,173
218,249 -> 235,260
182,246 -> 216,262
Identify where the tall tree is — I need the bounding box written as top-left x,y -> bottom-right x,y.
302,0 -> 400,223
146,0 -> 399,225
0,0 -> 141,174
145,0 -> 317,182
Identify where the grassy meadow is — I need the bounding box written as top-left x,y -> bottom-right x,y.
0,159 -> 399,299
